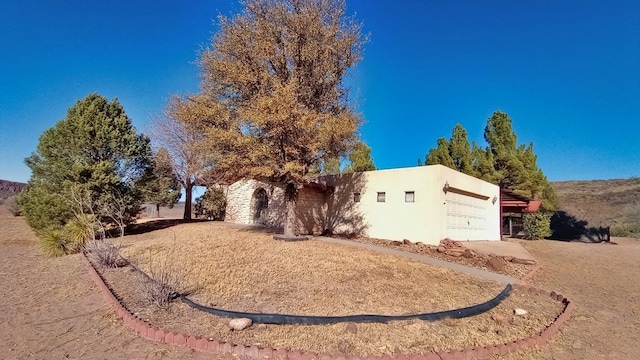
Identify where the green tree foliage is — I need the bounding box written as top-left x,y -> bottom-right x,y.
194,187 -> 227,220
471,141 -> 497,183
344,142 -> 376,173
20,93 -> 152,246
424,124 -> 474,176
321,157 -> 341,175
522,212 -> 552,240
180,0 -> 367,237
141,147 -> 181,217
425,138 -> 455,168
449,124 -> 475,175
422,111 -> 557,210
483,111 -> 555,210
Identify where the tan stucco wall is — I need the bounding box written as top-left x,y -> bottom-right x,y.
324,165 -> 500,244
225,165 -> 500,244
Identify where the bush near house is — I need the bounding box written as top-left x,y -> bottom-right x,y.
522,212 -> 552,240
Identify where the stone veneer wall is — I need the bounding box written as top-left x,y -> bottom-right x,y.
225,179 -> 328,234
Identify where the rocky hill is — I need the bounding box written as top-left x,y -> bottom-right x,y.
551,177 -> 640,237
0,179 -> 27,200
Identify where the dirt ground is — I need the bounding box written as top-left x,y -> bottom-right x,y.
0,212 -> 217,360
502,238 -> 640,359
2,209 -> 640,359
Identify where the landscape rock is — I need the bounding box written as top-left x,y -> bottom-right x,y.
436,246 -> 447,253
512,258 -> 536,265
440,238 -> 463,248
403,239 -> 411,245
446,249 -> 464,257
502,256 -> 514,262
229,318 -> 253,331
486,257 -> 506,272
463,249 -> 476,258
344,322 -> 358,335
514,308 -> 528,316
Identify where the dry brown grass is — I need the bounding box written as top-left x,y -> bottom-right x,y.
107,221 -> 564,356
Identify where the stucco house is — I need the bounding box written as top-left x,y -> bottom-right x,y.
224,164 -> 501,245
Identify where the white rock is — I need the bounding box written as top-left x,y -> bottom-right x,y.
514,308 -> 528,316
229,318 -> 253,330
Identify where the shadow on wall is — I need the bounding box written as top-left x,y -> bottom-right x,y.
322,172 -> 369,237
549,211 -> 610,243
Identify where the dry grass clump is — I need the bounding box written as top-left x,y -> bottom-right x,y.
130,247 -> 189,308
84,240 -> 123,269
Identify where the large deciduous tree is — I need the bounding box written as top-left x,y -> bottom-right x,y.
150,99 -> 215,220
184,0 -> 367,237
141,147 -> 181,217
20,93 -> 152,234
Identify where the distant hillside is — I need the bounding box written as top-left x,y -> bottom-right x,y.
0,179 -> 27,200
551,178 -> 640,237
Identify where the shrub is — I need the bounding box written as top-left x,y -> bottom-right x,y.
194,187 -> 227,220
132,253 -> 187,308
84,240 -> 123,268
611,223 -> 640,238
522,212 -> 552,240
64,214 -> 97,247
38,227 -> 78,257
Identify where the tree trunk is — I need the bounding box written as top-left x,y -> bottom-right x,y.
156,204 -> 161,218
184,182 -> 193,220
283,183 -> 298,237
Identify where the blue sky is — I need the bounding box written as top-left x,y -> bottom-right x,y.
1,0 -> 638,184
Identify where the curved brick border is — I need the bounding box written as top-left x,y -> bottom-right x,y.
82,253 -> 573,359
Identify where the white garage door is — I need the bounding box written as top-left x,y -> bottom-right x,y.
446,192 -> 488,240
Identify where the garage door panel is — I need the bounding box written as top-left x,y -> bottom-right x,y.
446,192 -> 487,240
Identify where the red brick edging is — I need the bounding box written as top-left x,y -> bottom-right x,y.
82,253 -> 573,359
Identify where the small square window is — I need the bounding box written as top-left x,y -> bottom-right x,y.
377,192 -> 386,202
353,192 -> 361,202
405,191 -> 415,203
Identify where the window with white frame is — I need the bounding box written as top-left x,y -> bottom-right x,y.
377,192 -> 386,202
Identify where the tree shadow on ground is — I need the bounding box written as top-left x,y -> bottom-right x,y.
548,211 -> 610,243
126,219 -> 210,236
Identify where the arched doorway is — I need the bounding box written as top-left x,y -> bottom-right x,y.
252,188 -> 269,225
